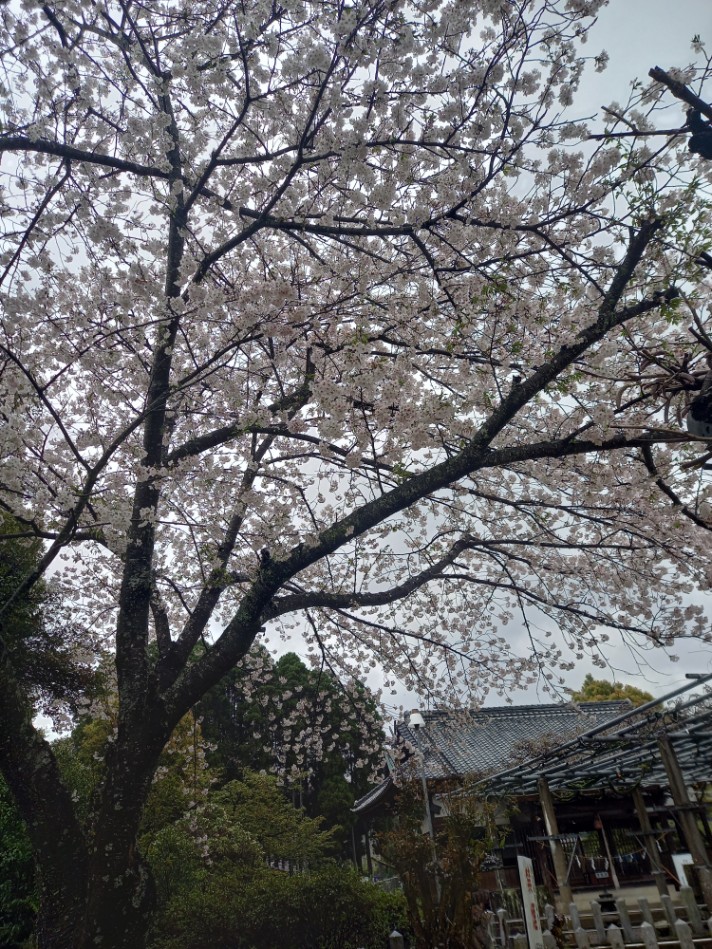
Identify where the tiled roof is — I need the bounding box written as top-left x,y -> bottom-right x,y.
355,679 -> 712,813
399,701 -> 632,780
351,774 -> 395,814
353,700 -> 631,814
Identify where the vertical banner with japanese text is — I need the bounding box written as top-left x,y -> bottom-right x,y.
517,855 -> 545,949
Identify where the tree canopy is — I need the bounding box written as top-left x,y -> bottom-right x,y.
197,648 -> 384,853
571,673 -> 654,708
144,772 -> 405,949
0,513 -> 97,722
1,1 -> 712,946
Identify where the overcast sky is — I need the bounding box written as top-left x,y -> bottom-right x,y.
381,0 -> 712,711
506,0 -> 712,705
588,0 -> 710,107
258,1 -> 712,712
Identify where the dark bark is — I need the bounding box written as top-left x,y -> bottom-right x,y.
649,67 -> 712,123
0,646 -> 173,948
56,82 -> 191,949
0,661 -> 88,947
77,734 -> 158,948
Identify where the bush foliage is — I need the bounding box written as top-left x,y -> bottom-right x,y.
145,773 -> 405,949
150,863 -> 405,949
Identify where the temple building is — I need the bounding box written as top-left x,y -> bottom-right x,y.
353,677 -> 712,912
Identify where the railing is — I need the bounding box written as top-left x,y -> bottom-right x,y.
490,888 -> 712,949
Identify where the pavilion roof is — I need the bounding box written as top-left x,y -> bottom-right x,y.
395,701 -> 632,782
353,675 -> 712,815
481,676 -> 712,798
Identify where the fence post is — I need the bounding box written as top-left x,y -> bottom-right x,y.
485,910 -> 497,948
590,900 -> 606,943
675,917 -> 695,949
569,903 -> 582,932
661,893 -> 678,929
513,933 -> 529,949
543,931 -> 558,949
679,885 -> 705,936
606,924 -> 624,949
545,904 -> 556,932
575,926 -> 590,949
614,900 -> 634,943
638,898 -> 655,929
640,920 -> 658,949
389,930 -> 405,949
498,907 -> 508,946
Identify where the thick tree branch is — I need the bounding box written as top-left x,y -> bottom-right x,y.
167,366 -> 314,465
169,223 -> 678,718
114,81 -> 187,716
264,535 -> 475,618
0,135 -> 170,179
649,67 -> 712,122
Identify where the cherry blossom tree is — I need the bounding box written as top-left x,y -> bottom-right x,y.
1,1 -> 712,946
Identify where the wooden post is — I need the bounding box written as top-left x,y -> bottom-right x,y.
640,920 -> 659,949
597,813 -> 621,891
389,930 -> 405,949
679,886 -> 704,936
537,777 -> 573,908
364,827 -> 374,877
632,788 -> 670,898
675,918 -> 695,949
606,924 -> 624,949
657,735 -> 712,912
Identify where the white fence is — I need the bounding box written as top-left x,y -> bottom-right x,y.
492,888 -> 712,949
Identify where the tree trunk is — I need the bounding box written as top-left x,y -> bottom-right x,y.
30,826 -> 155,949
27,771 -> 159,949
0,663 -> 88,947
74,720 -> 167,949
0,660 -> 165,949
77,849 -> 155,949
29,833 -> 87,949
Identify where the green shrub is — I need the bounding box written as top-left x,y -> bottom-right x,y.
145,771 -> 406,949
0,777 -> 36,949
245,866 -> 407,949
148,856 -> 405,949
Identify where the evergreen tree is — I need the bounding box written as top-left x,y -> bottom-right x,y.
198,649 -> 383,856
0,776 -> 35,949
571,674 -> 653,708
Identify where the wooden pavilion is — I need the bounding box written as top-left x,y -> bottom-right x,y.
353,675 -> 712,912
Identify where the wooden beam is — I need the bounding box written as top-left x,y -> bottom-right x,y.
657,735 -> 712,912
537,777 -> 573,908
632,787 -> 671,898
